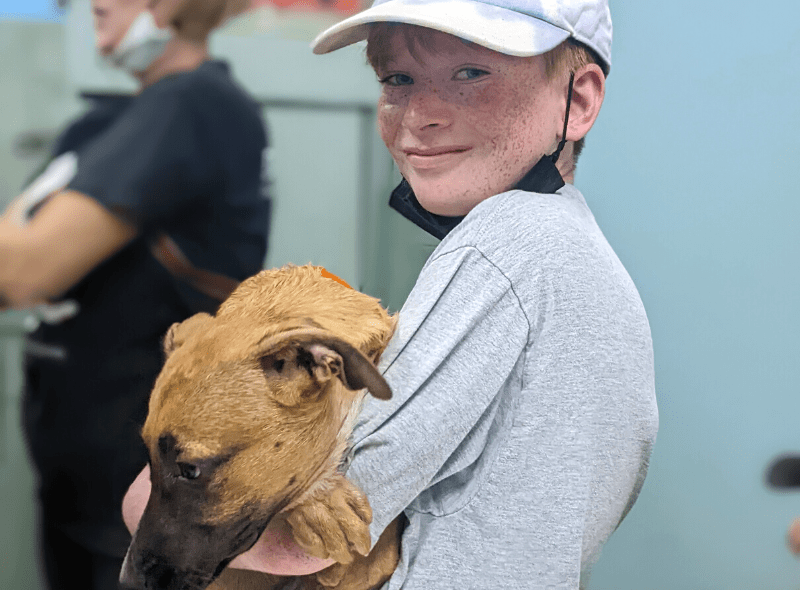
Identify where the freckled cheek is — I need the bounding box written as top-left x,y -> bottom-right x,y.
377,99 -> 404,152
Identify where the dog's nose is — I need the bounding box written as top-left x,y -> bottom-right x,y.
119,549 -> 181,590
119,561 -> 182,590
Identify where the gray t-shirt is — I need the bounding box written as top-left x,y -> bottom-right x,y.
348,184 -> 658,589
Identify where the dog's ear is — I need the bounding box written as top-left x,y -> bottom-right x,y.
163,312 -> 213,357
255,329 -> 391,401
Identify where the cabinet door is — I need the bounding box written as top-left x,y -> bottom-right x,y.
261,106 -> 362,284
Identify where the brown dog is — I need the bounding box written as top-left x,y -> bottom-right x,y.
119,265 -> 400,590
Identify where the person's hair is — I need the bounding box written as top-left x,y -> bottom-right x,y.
172,0 -> 250,42
366,23 -> 606,165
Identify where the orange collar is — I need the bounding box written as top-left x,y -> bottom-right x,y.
320,267 -> 352,290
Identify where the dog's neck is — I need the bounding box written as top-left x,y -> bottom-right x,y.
282,388 -> 366,512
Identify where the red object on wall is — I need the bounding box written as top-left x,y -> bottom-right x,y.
250,0 -> 360,13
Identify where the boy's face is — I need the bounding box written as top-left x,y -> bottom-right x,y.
375,26 -> 567,216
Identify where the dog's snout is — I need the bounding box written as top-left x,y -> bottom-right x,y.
146,562 -> 178,589
119,551 -> 199,590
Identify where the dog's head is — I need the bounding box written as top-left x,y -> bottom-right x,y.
120,266 -> 396,590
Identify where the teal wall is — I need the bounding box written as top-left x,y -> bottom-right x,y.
580,2 -> 800,588
0,20 -> 83,210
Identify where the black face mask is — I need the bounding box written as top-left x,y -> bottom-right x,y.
388,155 -> 566,240
389,72 -> 575,240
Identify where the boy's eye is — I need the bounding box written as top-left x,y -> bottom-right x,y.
379,73 -> 414,86
454,68 -> 489,81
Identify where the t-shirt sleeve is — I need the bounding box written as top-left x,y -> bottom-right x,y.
348,245 -> 530,545
67,86 -> 213,230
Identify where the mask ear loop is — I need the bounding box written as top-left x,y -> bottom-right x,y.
550,71 -> 575,164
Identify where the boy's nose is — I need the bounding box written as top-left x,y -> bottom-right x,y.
403,89 -> 452,131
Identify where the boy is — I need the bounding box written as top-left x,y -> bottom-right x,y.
125,0 -> 658,587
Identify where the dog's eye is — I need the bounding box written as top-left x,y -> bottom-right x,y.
273,359 -> 285,373
177,462 -> 201,480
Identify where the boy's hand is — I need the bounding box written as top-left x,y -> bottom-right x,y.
286,474 -> 373,565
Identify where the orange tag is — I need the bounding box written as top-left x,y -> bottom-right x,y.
320,268 -> 352,290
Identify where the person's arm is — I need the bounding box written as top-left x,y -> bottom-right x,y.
0,190 -> 137,307
122,465 -> 335,575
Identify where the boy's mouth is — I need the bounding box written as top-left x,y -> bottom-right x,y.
403,146 -> 472,169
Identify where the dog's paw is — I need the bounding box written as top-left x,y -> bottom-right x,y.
286,476 -> 372,564
315,563 -> 348,588
316,518 -> 401,590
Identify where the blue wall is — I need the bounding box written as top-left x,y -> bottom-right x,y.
0,0 -> 64,21
582,2 -> 800,588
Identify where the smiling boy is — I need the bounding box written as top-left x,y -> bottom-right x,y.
123,1 -> 659,588
309,2 -> 658,587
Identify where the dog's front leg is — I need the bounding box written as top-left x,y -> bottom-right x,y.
286,473 -> 373,565
314,518 -> 401,590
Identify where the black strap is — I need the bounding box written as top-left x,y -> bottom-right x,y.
149,233 -> 240,302
550,71 -> 576,165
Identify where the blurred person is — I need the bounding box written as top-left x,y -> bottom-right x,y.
789,518 -> 800,556
766,454 -> 800,557
0,0 -> 271,588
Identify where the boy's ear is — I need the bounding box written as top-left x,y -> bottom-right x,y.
565,63 -> 606,143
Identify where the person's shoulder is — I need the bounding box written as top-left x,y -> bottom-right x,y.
55,96 -> 133,154
453,185 -> 599,258
179,60 -> 259,113
142,60 -> 257,115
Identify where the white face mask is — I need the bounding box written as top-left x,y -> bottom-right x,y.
104,11 -> 173,74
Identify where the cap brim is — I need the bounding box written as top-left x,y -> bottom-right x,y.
311,0 -> 570,57
766,454 -> 800,488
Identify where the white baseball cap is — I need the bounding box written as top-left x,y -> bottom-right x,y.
311,0 -> 612,72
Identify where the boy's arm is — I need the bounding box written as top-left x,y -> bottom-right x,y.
346,246 -> 530,545
122,465 -> 335,575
